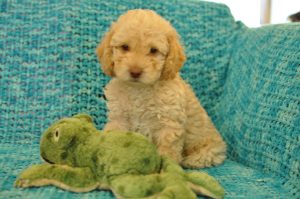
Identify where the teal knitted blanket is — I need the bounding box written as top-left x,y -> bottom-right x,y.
0,0 -> 299,198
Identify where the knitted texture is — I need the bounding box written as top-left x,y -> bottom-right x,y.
214,24 -> 300,198
0,0 -> 299,198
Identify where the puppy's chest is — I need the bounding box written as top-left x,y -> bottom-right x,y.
106,80 -> 187,138
127,88 -> 162,131
126,86 -> 186,133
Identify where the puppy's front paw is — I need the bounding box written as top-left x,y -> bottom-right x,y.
182,147 -> 226,168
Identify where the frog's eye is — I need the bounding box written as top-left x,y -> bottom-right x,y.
53,129 -> 60,142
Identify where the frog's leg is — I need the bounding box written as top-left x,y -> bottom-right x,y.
185,172 -> 225,199
161,156 -> 225,199
110,173 -> 196,199
15,164 -> 102,192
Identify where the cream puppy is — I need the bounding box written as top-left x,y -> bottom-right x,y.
96,9 -> 226,168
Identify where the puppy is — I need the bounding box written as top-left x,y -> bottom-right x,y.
96,9 -> 226,168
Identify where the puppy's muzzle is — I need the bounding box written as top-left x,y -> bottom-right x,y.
129,67 -> 143,79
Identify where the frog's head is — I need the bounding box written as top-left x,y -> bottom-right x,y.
40,113 -> 96,166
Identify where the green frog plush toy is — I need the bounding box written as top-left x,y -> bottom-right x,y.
15,114 -> 225,199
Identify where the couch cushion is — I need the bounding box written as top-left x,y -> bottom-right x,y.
215,24 -> 300,197
205,160 -> 290,198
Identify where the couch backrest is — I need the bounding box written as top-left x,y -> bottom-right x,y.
214,24 -> 300,196
0,0 -> 239,137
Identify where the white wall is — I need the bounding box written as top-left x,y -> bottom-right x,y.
271,0 -> 300,24
207,0 -> 300,27
208,0 -> 261,27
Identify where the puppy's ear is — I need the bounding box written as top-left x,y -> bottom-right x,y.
96,24 -> 116,77
160,30 -> 186,80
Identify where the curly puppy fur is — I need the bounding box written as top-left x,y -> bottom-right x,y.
96,9 -> 226,168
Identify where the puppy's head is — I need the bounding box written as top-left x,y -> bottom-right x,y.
96,9 -> 186,84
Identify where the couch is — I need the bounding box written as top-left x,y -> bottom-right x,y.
0,0 -> 299,198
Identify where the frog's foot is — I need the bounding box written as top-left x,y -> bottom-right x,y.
14,164 -> 103,192
186,172 -> 225,199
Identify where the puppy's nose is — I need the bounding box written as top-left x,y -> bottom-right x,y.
130,71 -> 142,78
130,68 -> 142,79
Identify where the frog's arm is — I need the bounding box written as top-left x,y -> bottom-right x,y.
14,164 -> 103,192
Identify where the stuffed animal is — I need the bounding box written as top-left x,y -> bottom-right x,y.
15,114 -> 225,199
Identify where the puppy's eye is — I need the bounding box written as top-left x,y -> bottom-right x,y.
121,44 -> 130,51
53,129 -> 60,142
150,47 -> 158,54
